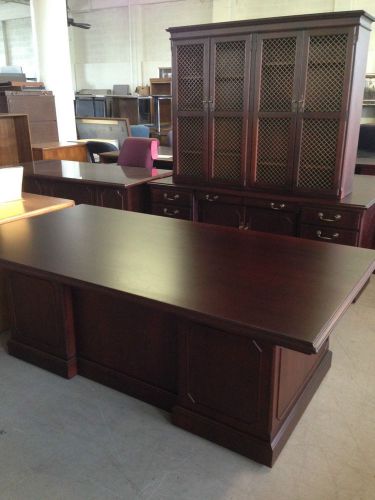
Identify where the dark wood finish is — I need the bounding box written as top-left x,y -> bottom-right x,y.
0,93 -> 59,143
32,142 -> 88,162
0,205 -> 373,466
169,11 -> 374,199
0,113 -> 33,165
20,160 -> 172,212
149,175 -> 375,248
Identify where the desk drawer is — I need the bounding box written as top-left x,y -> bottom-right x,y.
151,187 -> 192,206
300,225 -> 359,246
152,204 -> 192,220
301,207 -> 361,230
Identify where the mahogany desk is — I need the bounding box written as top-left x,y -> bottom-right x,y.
0,205 -> 374,467
22,160 -> 172,212
0,192 -> 74,332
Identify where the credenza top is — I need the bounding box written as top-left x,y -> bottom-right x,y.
0,205 -> 373,354
18,160 -> 172,187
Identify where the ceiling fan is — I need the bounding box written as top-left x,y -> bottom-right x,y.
66,1 -> 91,30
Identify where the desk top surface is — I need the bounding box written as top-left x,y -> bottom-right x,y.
0,192 -> 74,225
0,204 -> 373,354
20,160 -> 172,187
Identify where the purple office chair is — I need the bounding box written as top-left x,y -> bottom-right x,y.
117,137 -> 159,168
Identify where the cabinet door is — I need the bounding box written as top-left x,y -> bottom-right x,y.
208,35 -> 251,187
293,28 -> 354,196
250,32 -> 302,190
197,194 -> 244,228
173,39 -> 210,183
246,207 -> 297,236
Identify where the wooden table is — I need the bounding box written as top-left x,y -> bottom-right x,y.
0,205 -> 373,466
22,160 -> 172,212
0,192 -> 74,332
99,146 -> 173,169
32,142 -> 88,162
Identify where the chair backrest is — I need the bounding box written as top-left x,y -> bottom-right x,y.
117,137 -> 159,168
130,124 -> 150,138
86,140 -> 119,163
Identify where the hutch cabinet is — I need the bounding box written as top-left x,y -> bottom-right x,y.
168,11 -> 373,199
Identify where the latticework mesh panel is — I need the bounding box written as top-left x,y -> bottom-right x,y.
259,37 -> 297,112
255,118 -> 291,186
177,44 -> 204,111
212,117 -> 243,182
304,34 -> 348,112
177,116 -> 205,178
214,40 -> 246,112
298,119 -> 339,189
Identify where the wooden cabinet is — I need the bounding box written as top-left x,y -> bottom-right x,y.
169,11 -> 373,199
0,113 -> 32,166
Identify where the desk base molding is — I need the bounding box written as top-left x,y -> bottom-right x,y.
8,338 -> 77,379
78,357 -> 176,412
172,349 -> 332,467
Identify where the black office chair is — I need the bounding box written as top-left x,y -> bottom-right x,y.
86,141 -> 119,163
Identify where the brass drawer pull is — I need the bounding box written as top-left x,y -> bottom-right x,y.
270,202 -> 286,210
163,192 -> 180,201
318,212 -> 341,222
163,208 -> 180,216
205,194 -> 219,202
316,230 -> 339,241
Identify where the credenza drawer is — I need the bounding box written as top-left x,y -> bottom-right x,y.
245,198 -> 298,212
301,207 -> 361,230
152,204 -> 192,220
300,225 -> 359,246
151,188 -> 193,206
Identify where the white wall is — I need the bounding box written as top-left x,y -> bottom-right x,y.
0,0 -> 374,88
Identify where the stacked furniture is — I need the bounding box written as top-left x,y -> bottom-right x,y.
0,90 -> 58,143
150,11 -> 375,249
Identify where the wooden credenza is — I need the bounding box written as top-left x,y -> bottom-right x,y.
149,175 -> 375,249
0,205 -> 374,466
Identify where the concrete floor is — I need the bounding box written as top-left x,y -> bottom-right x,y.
0,279 -> 374,500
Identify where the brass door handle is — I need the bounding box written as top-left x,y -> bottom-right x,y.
163,193 -> 180,201
270,202 -> 286,210
316,230 -> 339,240
318,212 -> 341,222
163,208 -> 180,216
205,194 -> 219,202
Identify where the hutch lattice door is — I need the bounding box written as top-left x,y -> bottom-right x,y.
173,36 -> 251,186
